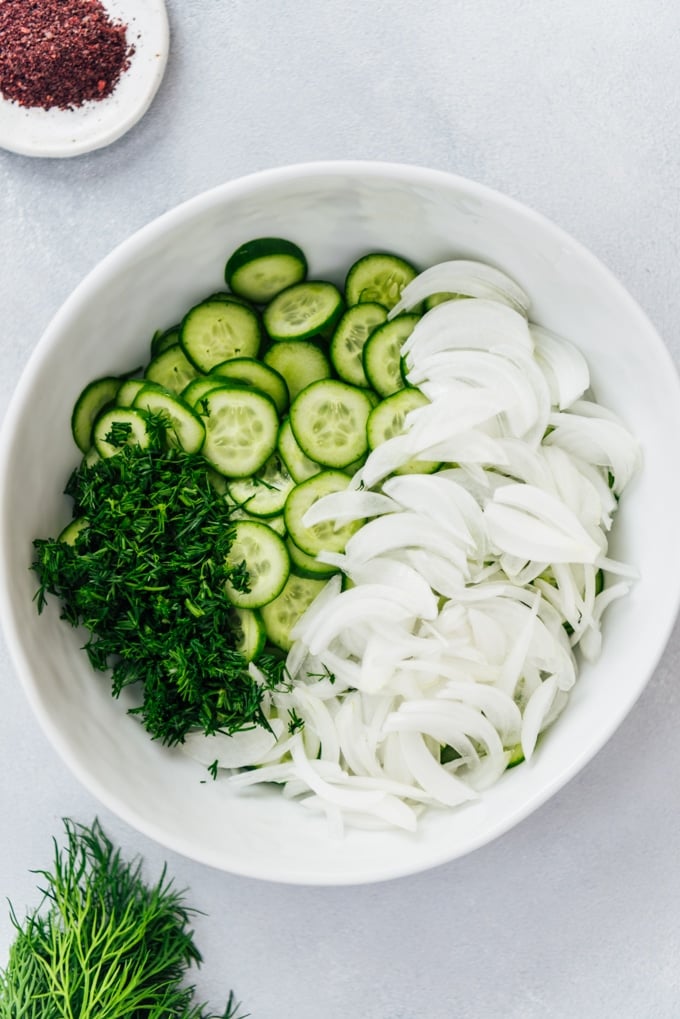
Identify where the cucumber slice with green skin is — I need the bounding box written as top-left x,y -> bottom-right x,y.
367,388 -> 439,475
277,417 -> 322,483
199,385 -> 279,478
363,314 -> 420,397
205,290 -> 258,309
58,517 -> 89,546
227,453 -> 295,517
210,357 -> 289,415
290,378 -> 372,469
71,376 -> 121,454
261,572 -> 329,652
344,252 -> 418,310
180,377 -> 226,409
145,344 -> 199,394
284,470 -> 363,557
263,339 -> 332,402
424,292 -> 467,310
225,237 -> 308,304
132,386 -> 205,454
93,407 -> 151,459
264,281 -> 344,342
116,378 -> 154,408
224,520 -> 290,609
150,325 -> 180,357
329,302 -> 388,388
228,606 -> 267,661
180,299 -> 262,372
286,536 -> 339,579
230,508 -> 287,537
506,744 -> 525,769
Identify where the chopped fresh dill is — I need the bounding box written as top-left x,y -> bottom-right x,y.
32,436 -> 281,746
287,709 -> 305,735
207,759 -> 220,780
307,663 -> 336,684
255,651 -> 292,691
105,418 -> 134,447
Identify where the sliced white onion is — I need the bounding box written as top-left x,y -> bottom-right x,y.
521,675 -> 559,761
390,260 -> 530,318
381,474 -> 475,547
396,730 -> 477,807
302,490 -> 399,528
401,299 -> 533,365
544,412 -> 641,495
484,484 -> 602,564
353,434 -> 414,489
344,512 -> 470,574
531,325 -> 590,409
182,719 -> 284,769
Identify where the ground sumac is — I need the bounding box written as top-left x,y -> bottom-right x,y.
0,0 -> 134,111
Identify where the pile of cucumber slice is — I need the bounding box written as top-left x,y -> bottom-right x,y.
70,238 -> 437,655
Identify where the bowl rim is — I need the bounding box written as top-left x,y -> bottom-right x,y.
2,159 -> 680,884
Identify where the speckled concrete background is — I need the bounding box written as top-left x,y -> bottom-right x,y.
1,2 -> 679,1016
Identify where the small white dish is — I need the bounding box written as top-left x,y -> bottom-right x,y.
0,0 -> 169,158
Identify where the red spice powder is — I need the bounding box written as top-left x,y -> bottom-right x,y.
0,0 -> 135,111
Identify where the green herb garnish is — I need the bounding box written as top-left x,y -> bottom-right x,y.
0,819 -> 246,1019
287,709 -> 305,735
32,437 -> 281,746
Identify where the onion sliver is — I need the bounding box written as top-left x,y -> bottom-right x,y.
396,730 -> 478,807
302,490 -> 399,528
389,260 -> 530,318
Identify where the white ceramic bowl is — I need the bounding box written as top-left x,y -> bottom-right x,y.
2,162 -> 679,884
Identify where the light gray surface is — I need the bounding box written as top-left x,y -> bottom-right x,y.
1,2 -> 679,1016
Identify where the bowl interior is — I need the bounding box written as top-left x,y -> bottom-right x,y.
2,162 -> 680,884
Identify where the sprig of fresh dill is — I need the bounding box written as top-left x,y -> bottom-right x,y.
0,819 -> 246,1019
31,435 -> 281,746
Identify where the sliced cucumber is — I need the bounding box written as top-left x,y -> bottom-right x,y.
228,606 -> 267,661
71,376 -> 121,454
225,520 -> 290,609
363,314 -> 419,397
286,536 -> 339,579
329,302 -> 387,388
199,385 -> 279,478
132,386 -> 205,454
145,344 -> 199,394
210,357 -> 289,415
290,379 -> 372,469
277,417 -> 322,483
227,453 -> 295,517
205,290 -> 257,309
180,299 -> 261,372
150,325 -> 180,357
264,281 -> 344,341
263,340 -> 332,401
230,508 -> 287,537
261,573 -> 329,652
225,237 -> 308,304
424,292 -> 467,310
284,470 -> 363,557
367,388 -> 439,475
93,407 -> 151,459
58,517 -> 89,546
345,252 -> 418,310
506,744 -> 525,769
181,377 -> 226,409
116,378 -> 154,408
